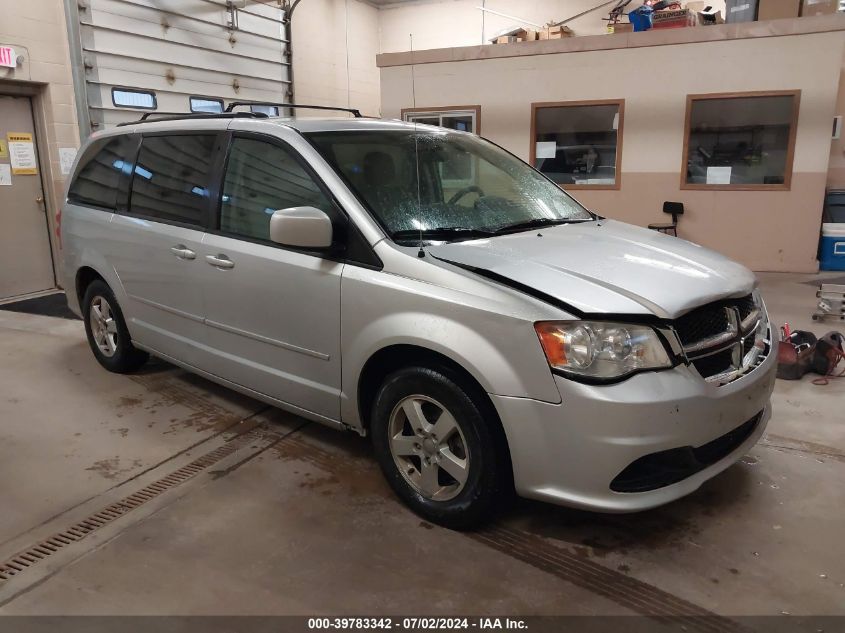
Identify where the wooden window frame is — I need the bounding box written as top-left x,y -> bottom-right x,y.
680,90 -> 801,192
529,99 -> 625,191
400,105 -> 482,134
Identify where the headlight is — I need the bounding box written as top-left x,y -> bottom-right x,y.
534,321 -> 673,381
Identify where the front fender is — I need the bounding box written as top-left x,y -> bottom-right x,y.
339,266 -> 562,429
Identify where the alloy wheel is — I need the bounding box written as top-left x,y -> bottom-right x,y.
89,295 -> 118,358
388,394 -> 470,501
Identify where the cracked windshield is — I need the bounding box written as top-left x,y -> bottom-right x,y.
307,129 -> 594,243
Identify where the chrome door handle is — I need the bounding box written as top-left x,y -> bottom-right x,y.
205,254 -> 234,269
170,245 -> 196,260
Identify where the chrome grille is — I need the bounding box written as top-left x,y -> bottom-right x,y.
673,294 -> 769,385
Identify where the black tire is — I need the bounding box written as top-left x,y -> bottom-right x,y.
82,280 -> 149,374
371,365 -> 509,530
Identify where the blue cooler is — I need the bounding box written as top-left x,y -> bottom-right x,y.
820,223 -> 845,271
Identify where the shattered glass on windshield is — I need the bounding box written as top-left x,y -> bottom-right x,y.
307,129 -> 594,242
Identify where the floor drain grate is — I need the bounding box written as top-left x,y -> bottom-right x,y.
0,427 -> 265,582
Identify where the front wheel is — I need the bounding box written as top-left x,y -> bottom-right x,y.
82,280 -> 149,373
371,366 -> 508,529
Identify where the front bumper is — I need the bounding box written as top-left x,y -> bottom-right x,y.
491,344 -> 777,512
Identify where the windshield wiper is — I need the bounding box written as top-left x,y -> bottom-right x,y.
391,227 -> 494,242
493,217 -> 592,234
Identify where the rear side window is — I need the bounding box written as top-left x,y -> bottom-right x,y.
129,135 -> 217,227
219,137 -> 332,241
67,135 -> 134,210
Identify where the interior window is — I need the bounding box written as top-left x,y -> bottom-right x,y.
128,135 -> 216,226
684,93 -> 798,187
68,135 -> 134,210
220,137 -> 332,241
532,101 -> 622,188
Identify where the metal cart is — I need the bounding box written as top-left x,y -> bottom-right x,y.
813,283 -> 845,321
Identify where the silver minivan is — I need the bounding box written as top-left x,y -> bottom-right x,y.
62,108 -> 777,528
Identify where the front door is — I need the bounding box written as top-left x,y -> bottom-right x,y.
197,134 -> 343,421
0,95 -> 55,299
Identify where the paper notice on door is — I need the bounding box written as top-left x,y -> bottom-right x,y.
706,166 -> 732,185
59,147 -> 78,175
536,141 -> 557,159
0,164 -> 11,186
7,132 -> 38,175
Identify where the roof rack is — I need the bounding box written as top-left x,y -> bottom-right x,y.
116,111 -> 268,127
224,101 -> 363,118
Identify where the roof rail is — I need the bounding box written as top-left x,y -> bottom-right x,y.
224,101 -> 363,118
115,111 -> 268,127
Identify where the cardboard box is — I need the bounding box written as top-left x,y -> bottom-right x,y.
695,5 -> 726,24
758,0 -> 801,19
800,0 -> 840,15
516,29 -> 539,41
611,21 -> 634,32
652,7 -> 693,27
545,25 -> 574,38
495,35 -> 518,44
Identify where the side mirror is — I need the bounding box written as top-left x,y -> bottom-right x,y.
269,206 -> 333,249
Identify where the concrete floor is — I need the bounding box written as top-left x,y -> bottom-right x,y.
0,273 -> 843,618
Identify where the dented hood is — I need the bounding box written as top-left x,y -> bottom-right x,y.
428,220 -> 756,319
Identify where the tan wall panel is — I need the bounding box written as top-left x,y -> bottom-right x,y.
574,172 -> 827,272
828,52 -> 845,189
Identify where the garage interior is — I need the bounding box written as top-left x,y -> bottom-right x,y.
1,0 -> 845,627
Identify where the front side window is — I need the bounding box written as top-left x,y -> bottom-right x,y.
128,135 -> 217,226
68,135 -> 134,210
531,100 -> 623,189
683,91 -> 799,189
220,137 -> 333,241
307,130 -> 592,243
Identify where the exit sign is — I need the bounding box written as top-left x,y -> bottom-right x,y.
0,46 -> 17,68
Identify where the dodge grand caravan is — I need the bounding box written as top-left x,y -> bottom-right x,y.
62,107 -> 777,529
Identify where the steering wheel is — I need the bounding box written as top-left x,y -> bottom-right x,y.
448,185 -> 485,205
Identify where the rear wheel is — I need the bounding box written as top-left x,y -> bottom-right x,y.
371,366 -> 507,529
82,280 -> 148,373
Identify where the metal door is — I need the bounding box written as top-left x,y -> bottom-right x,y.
0,96 -> 55,300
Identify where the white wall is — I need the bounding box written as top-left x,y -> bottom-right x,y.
291,0 -> 732,118
377,0 -> 727,53
292,0 -> 381,116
